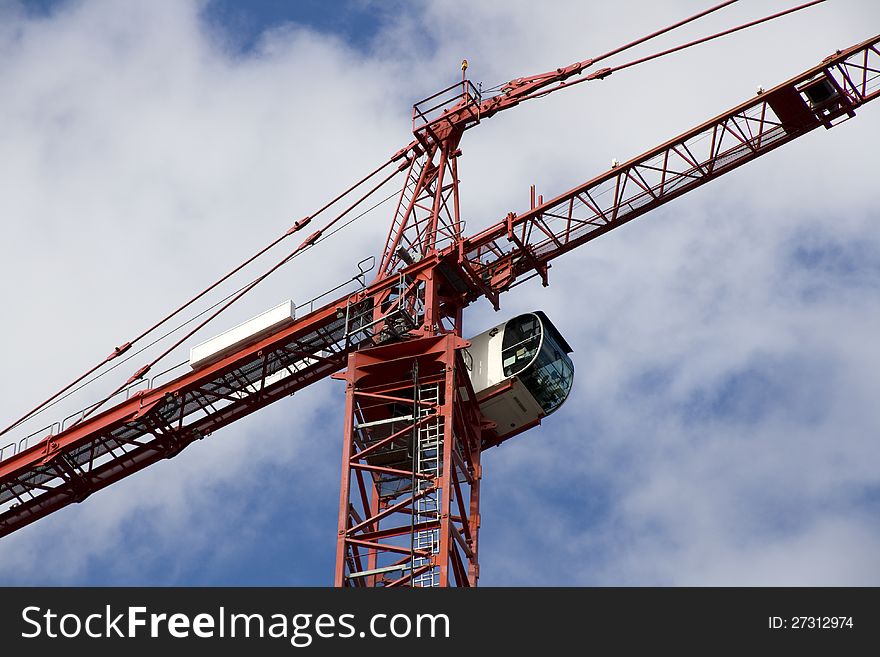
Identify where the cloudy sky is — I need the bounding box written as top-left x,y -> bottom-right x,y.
1,0 -> 879,585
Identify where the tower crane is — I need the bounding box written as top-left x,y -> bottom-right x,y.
1,2 -> 877,587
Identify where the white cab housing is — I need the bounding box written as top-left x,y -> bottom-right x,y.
466,311 -> 574,439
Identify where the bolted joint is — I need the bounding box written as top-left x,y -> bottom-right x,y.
286,216 -> 312,235
391,145 -> 411,161
298,230 -> 323,250
126,364 -> 151,385
106,341 -> 132,361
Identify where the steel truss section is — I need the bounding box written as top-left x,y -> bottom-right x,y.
0,302 -> 360,536
378,86 -> 468,280
462,34 -> 880,295
335,334 -> 483,587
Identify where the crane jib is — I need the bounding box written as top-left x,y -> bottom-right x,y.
461,33 -> 880,295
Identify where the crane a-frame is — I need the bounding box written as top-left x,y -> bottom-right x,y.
1,3 -> 878,586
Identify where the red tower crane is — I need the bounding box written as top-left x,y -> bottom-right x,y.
1,3 -> 877,587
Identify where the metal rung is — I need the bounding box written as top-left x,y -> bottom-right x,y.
355,415 -> 413,429
346,563 -> 411,579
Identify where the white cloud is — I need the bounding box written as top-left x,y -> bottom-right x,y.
1,0 -> 879,585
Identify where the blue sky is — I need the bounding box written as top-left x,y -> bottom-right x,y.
23,0 -> 402,49
1,0 -> 879,586
201,0 -> 398,53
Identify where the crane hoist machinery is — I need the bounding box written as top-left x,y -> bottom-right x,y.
1,1 -> 877,587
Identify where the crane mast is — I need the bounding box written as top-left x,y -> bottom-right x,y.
1,23 -> 877,586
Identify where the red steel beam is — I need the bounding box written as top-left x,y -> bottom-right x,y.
0,245 -> 457,537
0,299 -> 353,535
460,34 -> 880,295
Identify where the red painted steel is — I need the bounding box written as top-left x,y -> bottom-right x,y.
0,153 -> 405,442
0,22 -> 876,590
459,33 -> 880,298
334,335 -> 483,587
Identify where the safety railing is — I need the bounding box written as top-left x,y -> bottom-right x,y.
412,79 -> 481,148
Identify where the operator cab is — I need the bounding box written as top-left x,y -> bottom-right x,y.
466,311 -> 574,442
351,311 -> 575,498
